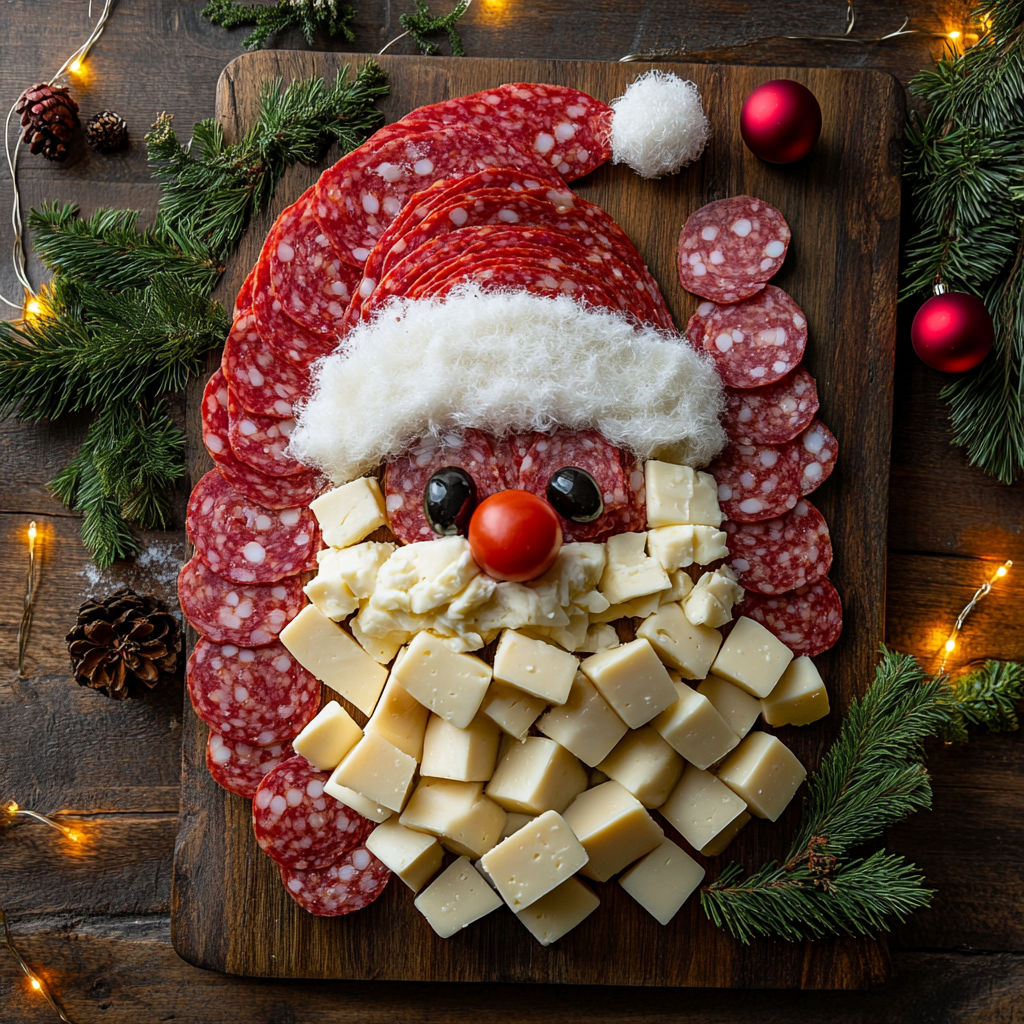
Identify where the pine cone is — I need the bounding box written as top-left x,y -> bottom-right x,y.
66,588 -> 182,700
16,82 -> 80,162
85,110 -> 129,153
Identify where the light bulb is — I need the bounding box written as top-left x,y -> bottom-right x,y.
7,801 -> 18,813
69,59 -> 83,73
948,30 -> 961,39
27,523 -> 37,542
25,299 -> 43,316
996,565 -> 1008,578
944,639 -> 956,653
30,978 -> 41,991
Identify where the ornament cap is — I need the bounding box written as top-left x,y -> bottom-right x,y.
933,281 -> 947,296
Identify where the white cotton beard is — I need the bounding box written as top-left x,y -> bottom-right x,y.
288,286 -> 726,484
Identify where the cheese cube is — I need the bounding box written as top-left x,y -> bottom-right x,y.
660,570 -> 695,605
479,682 -> 548,740
365,819 -> 443,891
711,616 -> 794,697
647,524 -> 729,571
324,780 -> 391,823
598,533 -> 671,605
536,672 -> 628,767
390,630 -> 492,728
697,676 -> 762,738
492,629 -> 578,704
660,764 -> 748,852
414,857 -> 503,938
292,701 -> 363,771
636,603 -> 722,680
597,727 -> 684,809
717,732 -> 806,821
562,781 -> 664,882
500,812 -> 536,840
480,809 -> 589,911
348,615 -> 408,665
590,592 -> 664,622
580,638 -> 678,729
331,732 -> 417,812
515,876 -> 600,946
280,605 -> 388,715
309,477 -> 388,549
682,568 -> 744,628
420,713 -> 500,782
485,737 -> 588,815
644,461 -> 723,528
304,542 -> 395,622
303,554 -> 358,620
373,535 -> 482,616
364,674 -> 429,761
399,778 -> 507,858
618,839 -> 704,926
761,657 -> 830,727
651,681 -> 739,770
700,810 -> 751,857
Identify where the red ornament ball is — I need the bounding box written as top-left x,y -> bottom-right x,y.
911,292 -> 994,373
740,80 -> 822,164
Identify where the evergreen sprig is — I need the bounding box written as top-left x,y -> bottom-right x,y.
400,0 -> 470,56
201,0 -> 356,51
939,660 -> 1024,741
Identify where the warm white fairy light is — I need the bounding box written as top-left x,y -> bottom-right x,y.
17,520 -> 39,677
938,560 -> 1014,673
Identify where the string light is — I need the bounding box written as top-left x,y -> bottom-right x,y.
938,560 -> 1014,674
17,520 -> 40,677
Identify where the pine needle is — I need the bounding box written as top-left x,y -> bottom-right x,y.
201,0 -> 356,51
400,0 -> 470,56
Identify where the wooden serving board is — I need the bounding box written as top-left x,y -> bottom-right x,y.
172,52 -> 903,988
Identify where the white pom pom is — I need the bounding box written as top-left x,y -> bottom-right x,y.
609,71 -> 711,179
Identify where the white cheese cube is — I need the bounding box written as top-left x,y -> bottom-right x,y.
292,701 -> 363,771
480,809 -> 589,911
533,542 -> 607,606
597,727 -> 684,809
598,532 -> 671,605
348,614 -> 408,665
492,629 -> 578,704
647,524 -> 729,571
636,602 -> 722,680
479,682 -> 548,740
365,819 -> 443,891
324,780 -> 391,823
618,838 -> 704,926
644,461 -> 723,528
499,812 -> 536,840
717,732 -> 806,821
761,657 -> 830,727
390,630 -> 492,728
331,732 -> 417,812
697,676 -> 762,738
515,876 -> 600,946
309,477 -> 388,549
280,605 -> 388,715
700,810 -> 751,857
303,554 -> 359,620
651,681 -> 739,769
580,638 -> 678,729
562,781 -> 664,882
536,672 -> 628,767
420,713 -> 500,782
305,542 -> 395,622
364,673 -> 429,761
660,569 -> 695,605
373,535 -> 482,616
399,778 -> 507,858
414,857 -> 503,938
485,737 -> 588,815
711,616 -> 794,697
682,568 -> 744,628
660,764 -> 748,852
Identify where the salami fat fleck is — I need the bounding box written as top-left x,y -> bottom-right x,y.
222,311 -> 310,418
724,499 -> 832,594
785,419 -> 838,495
177,555 -> 305,647
252,756 -> 374,870
721,366 -> 819,445
187,639 -> 320,745
678,195 -> 791,303
206,731 -> 295,800
279,845 -> 391,916
187,470 -> 317,584
740,578 -> 843,657
227,391 -> 305,478
708,441 -> 801,523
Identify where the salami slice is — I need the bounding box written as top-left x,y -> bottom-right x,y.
621,449 -> 649,533
252,756 -> 374,870
279,845 -> 391,916
739,578 -> 843,657
187,639 -> 320,745
722,366 -> 820,445
494,431 -> 543,490
227,391 -> 305,478
234,266 -> 256,316
177,555 -> 305,647
218,456 -> 323,512
708,441 -> 801,523
206,731 -> 295,800
187,470 -> 317,583
222,311 -> 310,418
692,286 -> 808,389
678,196 -> 791,303
785,419 -> 839,495
201,369 -> 232,463
723,499 -> 832,594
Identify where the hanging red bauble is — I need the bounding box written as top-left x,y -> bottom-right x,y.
911,290 -> 994,373
740,80 -> 822,164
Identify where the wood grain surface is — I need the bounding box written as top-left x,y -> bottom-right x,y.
1,2 -> 1022,1021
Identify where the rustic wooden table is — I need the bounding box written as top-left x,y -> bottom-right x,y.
1,2 -> 1022,1021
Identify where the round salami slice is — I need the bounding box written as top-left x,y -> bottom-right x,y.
785,419 -> 839,495
201,369 -> 232,463
493,431 -> 543,490
206,731 -> 295,800
708,441 -> 801,523
722,366 -> 820,445
678,196 -> 791,303
723,499 -> 832,594
739,578 -> 843,657
218,456 -> 323,512
222,312 -> 310,419
187,639 -> 320,745
227,391 -> 305,478
279,845 -> 391,916
187,470 -> 317,583
234,265 -> 256,316
384,429 -> 505,544
621,449 -> 649,533
252,756 -> 374,870
693,286 -> 808,389
177,555 -> 305,647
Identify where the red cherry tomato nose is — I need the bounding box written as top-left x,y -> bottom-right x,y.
468,490 -> 563,583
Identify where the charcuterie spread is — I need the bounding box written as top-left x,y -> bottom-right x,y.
179,76 -> 843,941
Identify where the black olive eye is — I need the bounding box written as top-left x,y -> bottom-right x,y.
424,467 -> 477,536
546,467 -> 603,523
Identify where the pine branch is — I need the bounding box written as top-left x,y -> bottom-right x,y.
400,0 -> 470,56
939,660 -> 1024,740
202,0 -> 356,50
